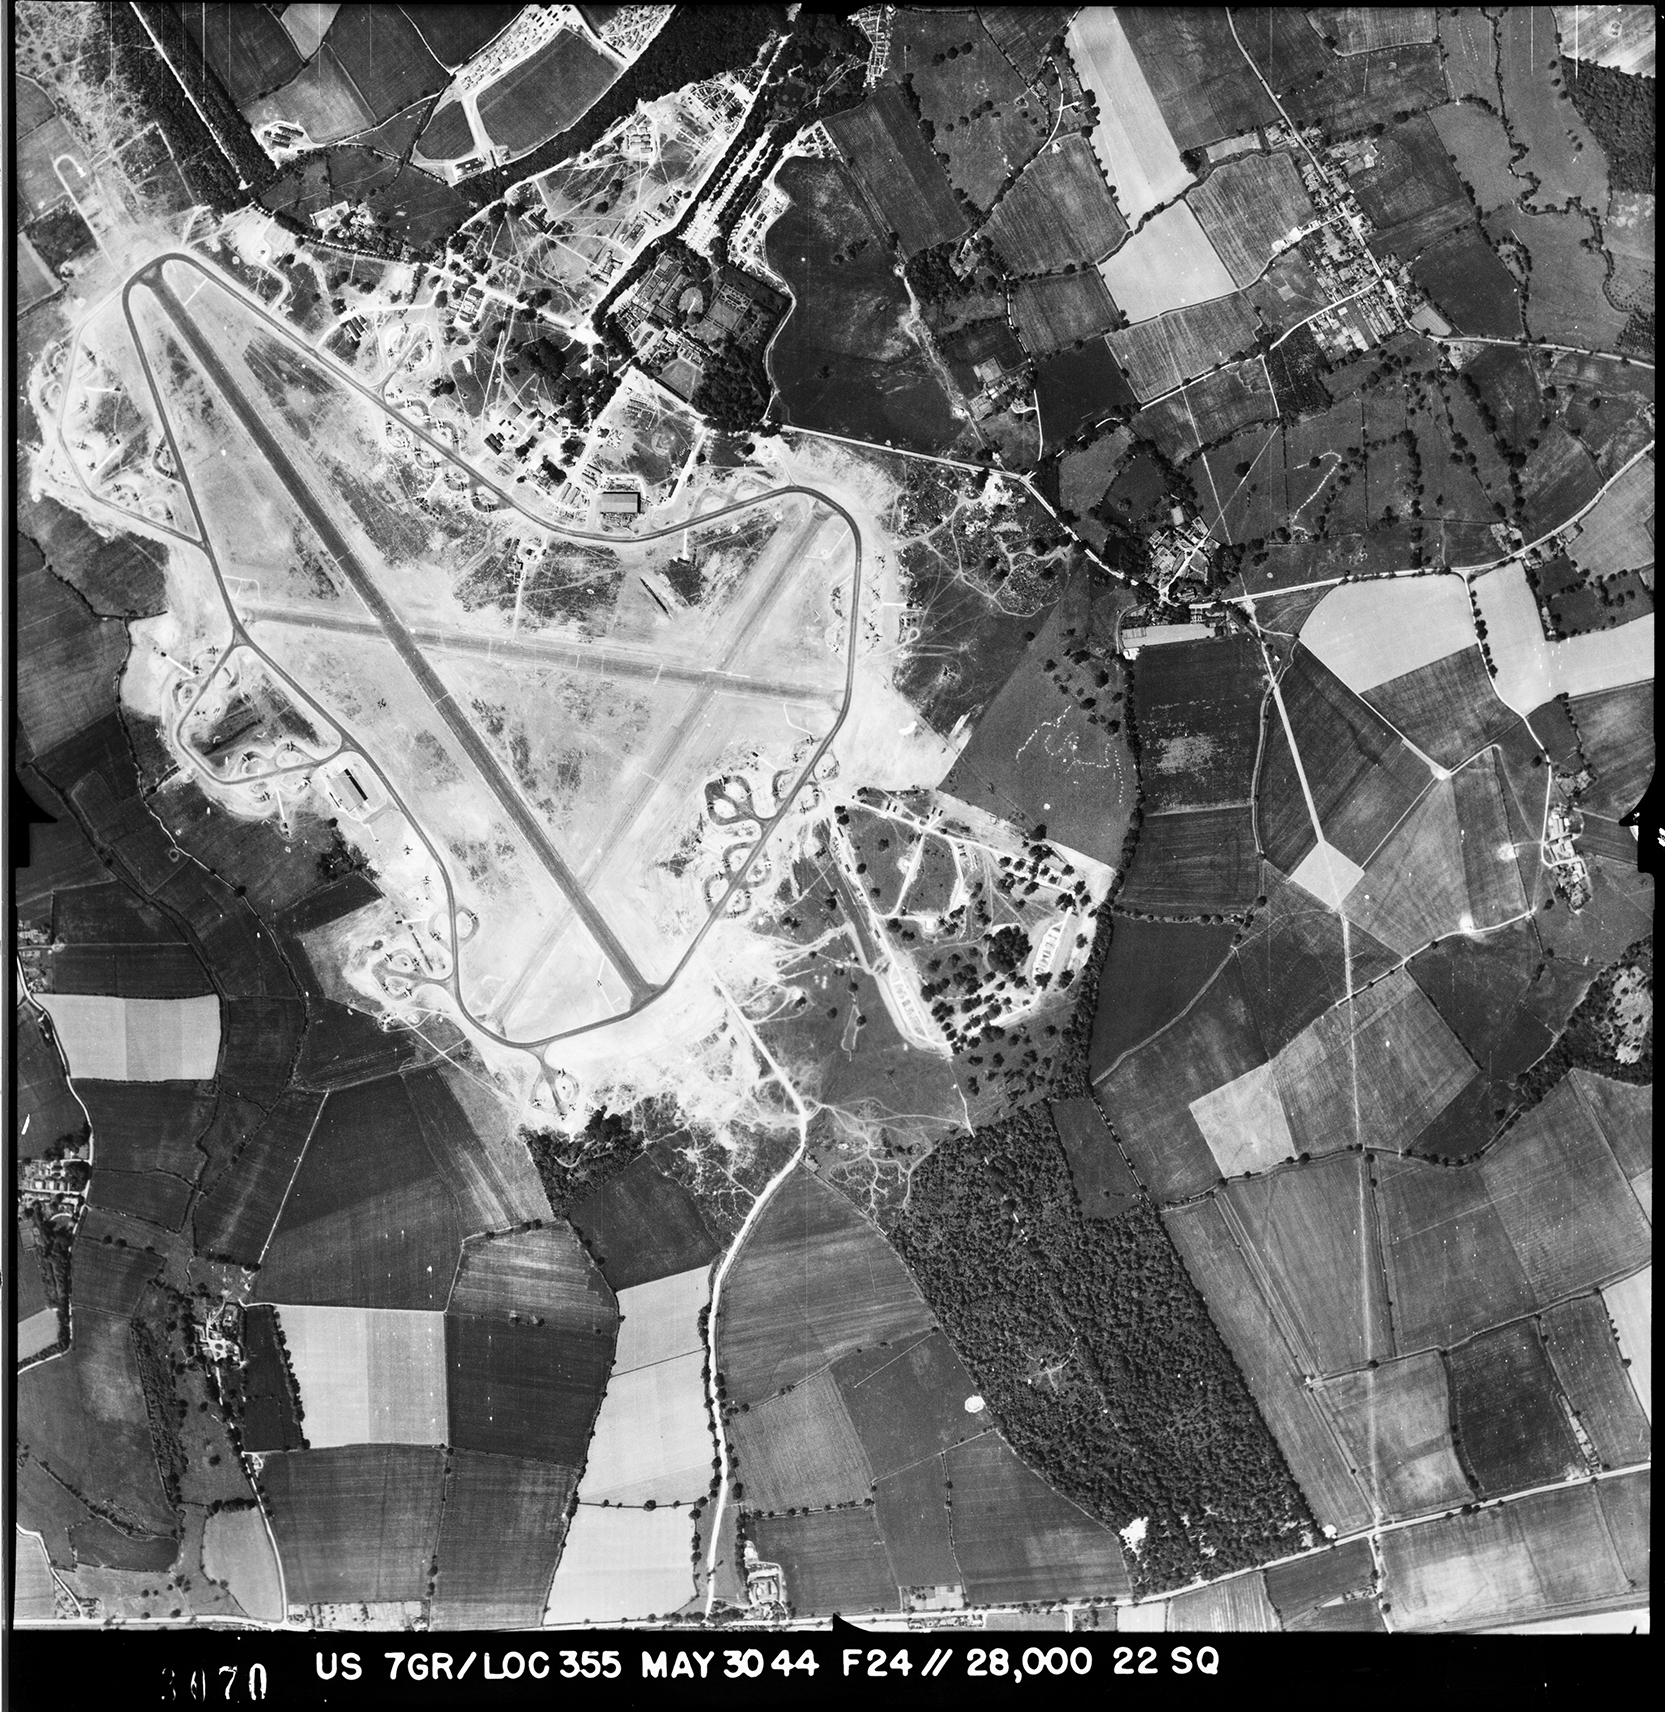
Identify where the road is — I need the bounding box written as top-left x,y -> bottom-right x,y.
107,249 -> 868,1054
139,261 -> 657,1004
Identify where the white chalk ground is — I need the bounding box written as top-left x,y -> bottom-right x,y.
1097,201 -> 1237,322
274,1305 -> 448,1447
1189,1061 -> 1295,1176
1602,1266 -> 1651,1419
18,1308 -> 59,1362
1067,8 -> 1192,222
1482,1608 -> 1650,1634
1118,1599 -> 1170,1631
577,1352 -> 712,1505
35,993 -> 220,1081
612,1267 -> 709,1373
1287,839 -> 1367,909
1472,564 -> 1654,714
1299,576 -> 1476,693
544,1505 -> 696,1626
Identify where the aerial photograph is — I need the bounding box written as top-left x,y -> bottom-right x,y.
9,0 -> 1652,1649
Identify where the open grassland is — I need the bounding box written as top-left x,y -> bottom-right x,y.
272,1305 -> 448,1448
579,1351 -> 712,1505
833,1329 -> 985,1479
1287,42 -> 1447,137
1440,9 -> 1503,103
566,1155 -> 720,1291
945,1432 -> 1130,1605
433,1452 -> 576,1629
748,1507 -> 898,1617
1311,7 -> 1438,53
1568,457 -> 1656,579
545,1505 -> 695,1626
987,135 -> 1127,273
1107,294 -> 1260,401
1187,152 -> 1316,290
1379,1476 -> 1646,1630
1119,805 -> 1259,915
262,1445 -> 445,1605
1099,201 -> 1236,323
1320,1352 -> 1472,1518
446,1315 -> 613,1464
1050,1095 -> 1144,1219
1479,1078 -> 1651,1303
717,1167 -> 934,1405
1234,872 -> 1399,1054
1098,958 -> 1267,1202
1142,363 -> 1278,466
257,1075 -> 464,1312
1352,114 -> 1470,259
1066,8 -> 1191,222
1362,647 -> 1520,770
1451,1322 -> 1587,1493
1012,272 -> 1120,355
873,1455 -> 961,1591
1569,682 -> 1654,821
478,31 -> 623,158
194,1089 -> 323,1266
1162,1201 -> 1372,1535
1090,917 -> 1238,1077
1413,226 -> 1527,339
1223,1156 -> 1393,1373
449,1227 -> 618,1332
731,1368 -> 874,1512
1120,11 -> 1278,153
1498,7 -> 1612,212
824,87 -> 971,257
202,1507 -> 283,1623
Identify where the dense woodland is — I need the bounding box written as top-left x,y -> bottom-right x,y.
1561,56 -> 1657,194
1513,934 -> 1653,1109
889,1106 -> 1313,1594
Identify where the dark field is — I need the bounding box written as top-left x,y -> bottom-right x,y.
766,158 -> 959,453
16,1006 -> 89,1157
256,1075 -> 462,1309
565,1154 -> 720,1291
1346,113 -> 1468,260
1135,636 -> 1265,812
980,6 -> 1073,80
824,87 -> 971,257
1236,8 -> 1333,93
66,1226 -> 164,1319
1096,957 -> 1267,1202
1117,806 -> 1260,915
1013,272 -> 1120,355
1143,365 -> 1277,465
748,1508 -> 898,1617
478,28 -> 621,156
1051,1095 -> 1144,1216
1362,645 -> 1519,770
1410,227 -> 1523,339
217,998 -> 307,1106
1407,920 -> 1555,1084
945,1431 -> 1130,1603
1450,1322 -> 1585,1495
716,1167 -> 933,1405
1035,340 -> 1137,449
987,136 -> 1127,273
179,3 -> 304,106
833,1330 -> 984,1479
406,5 -> 521,67
415,100 -> 475,162
1541,1295 -> 1650,1468
194,1089 -> 323,1266
873,1455 -> 960,1589
1090,916 -> 1237,1074
90,1168 -> 193,1231
235,1304 -> 306,1454
1235,872 -> 1398,1054
1569,683 -> 1653,821
1285,42 -> 1447,138
262,1445 -> 445,1605
432,1452 -> 576,1628
1121,11 -> 1277,151
1263,1538 -> 1376,1626
326,4 -> 448,124
446,1315 -> 611,1463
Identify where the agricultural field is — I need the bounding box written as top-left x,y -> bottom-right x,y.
1286,42 -> 1448,137
1450,1321 -> 1587,1493
1036,342 -> 1137,448
478,30 -> 627,159
1012,272 -> 1121,356
434,1453 -> 576,1629
1098,202 -> 1237,323
1107,294 -> 1260,401
35,994 -> 220,1082
544,1505 -> 697,1626
1186,152 -> 1317,290
823,87 -> 971,258
1090,917 -> 1238,1077
270,1305 -> 448,1448
986,136 -> 1128,274
1119,12 -> 1278,154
